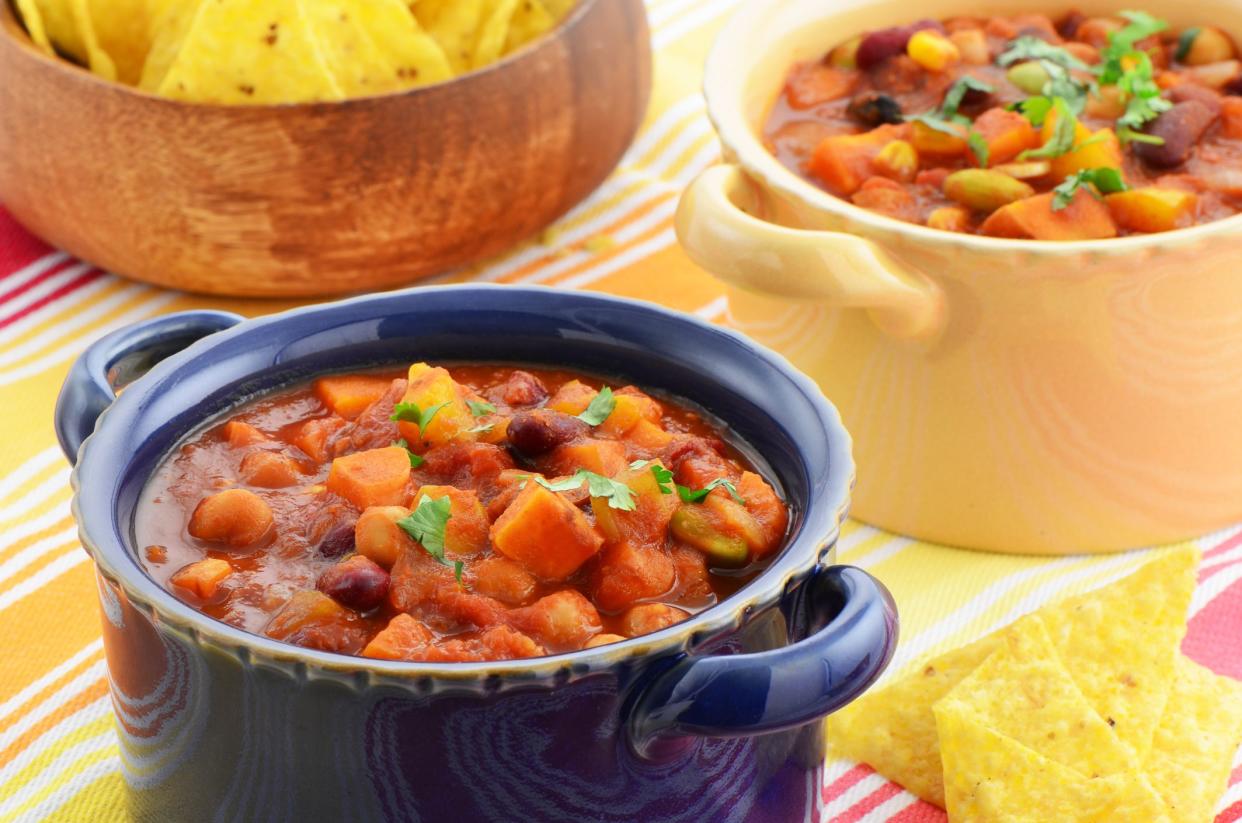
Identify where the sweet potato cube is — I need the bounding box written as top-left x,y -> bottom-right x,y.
1105,188 -> 1198,233
414,484 -> 489,556
396,364 -> 476,447
314,375 -> 393,420
170,558 -> 232,599
592,540 -> 676,612
291,416 -> 347,463
597,392 -> 660,438
980,190 -> 1117,240
910,120 -> 967,158
546,380 -> 598,415
973,108 -> 1040,166
809,124 -> 911,195
326,446 -> 411,509
362,613 -> 434,660
223,420 -> 268,447
591,461 -> 679,547
627,419 -> 673,451
188,489 -> 273,547
1049,127 -> 1124,180
490,483 -> 603,580
548,439 -> 628,477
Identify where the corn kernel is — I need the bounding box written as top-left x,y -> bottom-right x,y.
908,30 -> 960,72
926,206 -> 974,233
874,140 -> 919,181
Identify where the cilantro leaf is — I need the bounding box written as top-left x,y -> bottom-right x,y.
650,463 -> 675,494
907,77 -> 994,138
677,477 -> 746,505
967,130 -> 990,167
1012,95 -> 1054,127
390,400 -> 449,436
1094,12 -> 1172,131
397,494 -> 453,565
534,470 -> 636,510
394,438 -> 424,468
1176,27 -> 1201,63
1018,98 -> 1079,160
577,387 -> 616,426
1051,167 -> 1127,211
467,399 -> 496,418
997,36 -> 1090,71
940,76 -> 993,116
1111,10 -> 1169,55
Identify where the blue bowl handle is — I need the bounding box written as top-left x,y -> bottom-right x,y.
54,311 -> 244,465
628,565 -> 896,755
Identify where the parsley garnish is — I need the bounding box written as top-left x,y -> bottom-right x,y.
1051,167 -> 1128,210
394,438 -> 425,468
1012,95 -> 1054,127
678,478 -> 747,505
397,494 -> 462,581
1018,98 -> 1085,160
534,470 -> 636,510
1094,11 -> 1172,133
907,77 -> 993,165
390,400 -> 450,434
467,399 -> 495,417
577,387 -> 616,426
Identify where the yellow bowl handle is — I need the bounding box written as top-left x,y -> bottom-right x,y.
676,165 -> 944,337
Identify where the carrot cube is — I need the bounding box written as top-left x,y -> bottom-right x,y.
170,558 -> 232,599
291,416 -> 347,463
548,439 -> 628,477
490,483 -> 603,580
223,420 -> 268,447
591,540 -> 675,612
314,375 -> 394,420
810,124 -> 912,195
362,613 -> 434,660
326,446 -> 412,509
972,108 -> 1040,166
981,190 -> 1117,241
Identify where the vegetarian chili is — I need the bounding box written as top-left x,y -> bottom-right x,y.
136,364 -> 789,662
764,10 -> 1242,238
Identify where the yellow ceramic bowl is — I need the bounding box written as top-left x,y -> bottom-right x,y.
677,0 -> 1242,554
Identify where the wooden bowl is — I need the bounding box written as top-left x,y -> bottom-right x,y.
0,0 -> 650,297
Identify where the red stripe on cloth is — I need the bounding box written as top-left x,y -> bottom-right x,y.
1204,529 -> 1242,562
0,268 -> 100,330
1217,796 -> 1242,823
1186,565 -> 1242,678
822,765 -> 876,804
0,207 -> 53,277
886,800 -> 947,823
833,782 -> 904,823
0,255 -> 74,306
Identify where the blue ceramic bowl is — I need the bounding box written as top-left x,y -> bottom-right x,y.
56,286 -> 896,823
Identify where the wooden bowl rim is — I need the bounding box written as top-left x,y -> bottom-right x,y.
0,0 -> 611,112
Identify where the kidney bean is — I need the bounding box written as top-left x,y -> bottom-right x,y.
317,555 -> 389,612
1056,10 -> 1085,39
316,519 -> 357,558
506,409 -> 587,457
499,370 -> 548,407
1136,101 -> 1219,168
847,92 -> 905,126
856,20 -> 942,70
1168,83 -> 1223,116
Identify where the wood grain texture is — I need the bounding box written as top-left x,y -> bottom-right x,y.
0,0 -> 651,297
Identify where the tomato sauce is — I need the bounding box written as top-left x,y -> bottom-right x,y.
136,364 -> 790,662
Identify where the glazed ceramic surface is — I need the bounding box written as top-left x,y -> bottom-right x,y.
56,287 -> 896,822
676,0 -> 1242,554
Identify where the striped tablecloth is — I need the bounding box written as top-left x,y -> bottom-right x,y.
1,1 -> 1240,820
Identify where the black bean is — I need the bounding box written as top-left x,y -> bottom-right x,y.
847,93 -> 905,126
318,555 -> 389,612
506,409 -> 587,457
1135,101 -> 1218,168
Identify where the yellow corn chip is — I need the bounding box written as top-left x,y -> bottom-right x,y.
1039,547 -> 1198,762
158,0 -> 343,104
504,0 -> 555,54
412,0 -> 483,73
354,0 -> 453,89
30,0 -> 85,61
541,0 -> 575,20
825,547 -> 1200,807
470,0 -> 519,70
936,703 -> 1172,823
13,0 -> 54,55
304,1 -> 398,96
69,0 -> 116,81
825,632 -> 1002,805
83,0 -> 163,85
938,616 -> 1140,778
1145,654 -> 1242,822
139,0 -> 204,93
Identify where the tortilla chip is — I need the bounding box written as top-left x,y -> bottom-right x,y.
825,632 -> 1002,805
81,0 -> 162,85
470,0 -> 519,70
303,1 -> 398,96
1039,547 -> 1198,762
353,0 -> 453,89
412,0 -> 483,73
13,0 -> 54,55
541,0 -> 575,20
825,548 -> 1200,807
1145,654 -> 1242,822
139,0 -> 203,92
30,0 -> 84,61
938,616 -> 1140,778
936,703 -> 1172,823
504,0 -> 555,53
69,0 -> 116,81
157,0 -> 343,104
